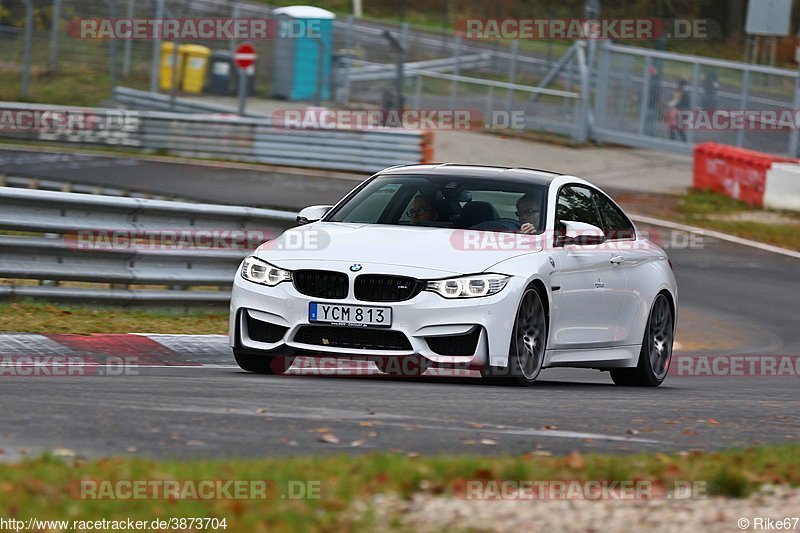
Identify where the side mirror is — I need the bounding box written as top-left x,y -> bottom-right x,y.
296,205 -> 333,225
558,220 -> 606,247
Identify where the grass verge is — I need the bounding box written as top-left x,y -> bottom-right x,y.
1,445 -> 799,532
0,301 -> 228,335
617,189 -> 800,252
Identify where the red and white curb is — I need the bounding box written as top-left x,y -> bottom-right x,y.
0,333 -> 479,377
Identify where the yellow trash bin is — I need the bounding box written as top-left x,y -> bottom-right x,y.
180,44 -> 211,94
159,42 -> 185,91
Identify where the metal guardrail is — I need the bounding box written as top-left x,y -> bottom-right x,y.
347,54 -> 492,82
0,100 -> 432,173
112,86 -> 265,115
0,174 -> 175,200
0,186 -> 296,305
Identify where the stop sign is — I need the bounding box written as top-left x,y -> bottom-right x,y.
234,42 -> 257,69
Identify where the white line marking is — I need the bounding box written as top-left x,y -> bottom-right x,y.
630,213 -> 800,260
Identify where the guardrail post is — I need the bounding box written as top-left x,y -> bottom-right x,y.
106,0 -> 118,98
484,85 -> 494,129
21,0 -> 33,98
686,62 -> 701,146
574,42 -> 591,144
48,0 -> 62,72
737,67 -> 751,148
413,76 -> 423,108
149,0 -> 164,92
505,40 -> 518,115
122,0 -> 135,77
789,72 -> 800,157
449,33 -> 461,110
637,55 -> 652,135
592,40 -> 611,141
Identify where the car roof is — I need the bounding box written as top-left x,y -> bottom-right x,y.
377,163 -> 562,186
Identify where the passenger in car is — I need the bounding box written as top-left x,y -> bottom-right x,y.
516,193 -> 542,234
407,194 -> 439,225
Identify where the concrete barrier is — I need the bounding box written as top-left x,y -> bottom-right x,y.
765,163 -> 800,212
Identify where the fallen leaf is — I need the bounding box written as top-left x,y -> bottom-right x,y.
186,440 -> 205,447
125,446 -> 137,453
681,430 -> 698,436
319,433 -> 340,444
52,448 -> 76,458
707,418 -> 719,425
470,423 -> 485,429
358,421 -> 374,427
564,451 -> 585,469
540,425 -> 559,431
479,438 -> 497,446
256,408 -> 269,414
627,429 -> 640,435
310,427 -> 332,433
350,440 -> 366,447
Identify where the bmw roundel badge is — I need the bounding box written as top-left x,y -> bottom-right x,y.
350,264 -> 363,272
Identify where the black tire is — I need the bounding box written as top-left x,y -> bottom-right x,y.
611,293 -> 674,387
233,348 -> 295,375
482,286 -> 547,387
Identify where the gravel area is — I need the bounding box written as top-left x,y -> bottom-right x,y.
360,485 -> 800,532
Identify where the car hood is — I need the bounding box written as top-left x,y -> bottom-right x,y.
253,222 -> 544,276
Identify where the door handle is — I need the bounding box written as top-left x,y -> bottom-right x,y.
610,255 -> 625,265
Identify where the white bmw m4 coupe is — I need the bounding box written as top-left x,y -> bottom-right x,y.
230,164 -> 678,387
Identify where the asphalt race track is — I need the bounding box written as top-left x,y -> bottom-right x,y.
1,148 -> 798,460
0,147 -> 360,209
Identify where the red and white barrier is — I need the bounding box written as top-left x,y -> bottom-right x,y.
694,143 -> 800,211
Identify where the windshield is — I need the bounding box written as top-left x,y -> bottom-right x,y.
326,174 -> 548,234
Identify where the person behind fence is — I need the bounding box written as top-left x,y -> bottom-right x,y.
665,79 -> 689,142
702,71 -> 719,111
645,64 -> 661,136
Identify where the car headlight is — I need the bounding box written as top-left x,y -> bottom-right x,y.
426,274 -> 510,299
240,256 -> 291,286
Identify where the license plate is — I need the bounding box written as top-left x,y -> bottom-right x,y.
309,302 -> 392,328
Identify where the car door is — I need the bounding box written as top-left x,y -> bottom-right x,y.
592,189 -> 650,347
549,185 -> 626,350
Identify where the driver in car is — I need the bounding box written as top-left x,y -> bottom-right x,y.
408,194 -> 439,225
516,193 -> 542,235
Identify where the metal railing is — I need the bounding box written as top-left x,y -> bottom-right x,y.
0,101 -> 431,173
0,186 -> 296,305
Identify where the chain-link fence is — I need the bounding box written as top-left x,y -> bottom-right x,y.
3,0 -> 800,157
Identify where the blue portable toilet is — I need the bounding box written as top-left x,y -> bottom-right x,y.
271,6 -> 335,101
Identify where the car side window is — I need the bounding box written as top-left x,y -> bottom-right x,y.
593,191 -> 635,240
556,186 -> 603,228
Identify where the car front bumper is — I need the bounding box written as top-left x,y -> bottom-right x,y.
229,267 -> 525,368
